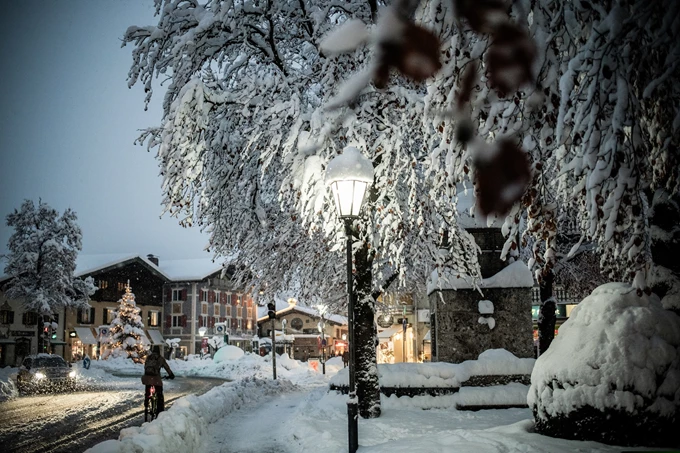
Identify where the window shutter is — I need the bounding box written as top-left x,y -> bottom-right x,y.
208,291 -> 214,303
9,311 -> 14,324
90,307 -> 95,324
166,315 -> 171,328
209,317 -> 215,328
182,289 -> 187,300
181,315 -> 187,328
166,287 -> 171,301
77,309 -> 83,324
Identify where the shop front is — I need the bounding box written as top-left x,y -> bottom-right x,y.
71,326 -> 98,361
376,325 -> 415,364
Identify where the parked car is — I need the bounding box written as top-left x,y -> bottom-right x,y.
16,354 -> 77,394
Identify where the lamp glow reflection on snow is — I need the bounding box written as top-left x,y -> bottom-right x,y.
325,146 -> 373,453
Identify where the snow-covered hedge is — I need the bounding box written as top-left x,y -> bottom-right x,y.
330,349 -> 534,388
528,283 -> 680,447
86,378 -> 296,453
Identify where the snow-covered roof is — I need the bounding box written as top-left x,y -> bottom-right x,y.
257,302 -> 347,325
159,258 -> 223,281
74,254 -> 223,282
75,254 -> 171,279
427,261 -> 534,295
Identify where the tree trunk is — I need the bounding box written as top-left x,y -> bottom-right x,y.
537,270 -> 556,356
353,241 -> 381,419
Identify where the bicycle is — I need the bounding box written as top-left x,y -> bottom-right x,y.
144,376 -> 168,422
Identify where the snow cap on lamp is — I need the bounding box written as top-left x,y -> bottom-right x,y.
325,146 -> 374,218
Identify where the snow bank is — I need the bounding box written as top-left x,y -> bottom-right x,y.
0,366 -> 18,401
529,282 -> 680,418
89,351 -> 329,386
86,378 -> 296,453
330,349 -> 534,387
212,345 -> 244,362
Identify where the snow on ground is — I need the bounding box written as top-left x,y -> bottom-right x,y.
80,350 -> 671,453
3,348 -> 672,452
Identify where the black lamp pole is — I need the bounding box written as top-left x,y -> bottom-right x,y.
345,218 -> 358,453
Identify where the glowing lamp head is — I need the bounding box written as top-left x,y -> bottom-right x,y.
325,146 -> 374,219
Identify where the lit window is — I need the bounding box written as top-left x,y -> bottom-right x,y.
149,311 -> 159,327
105,308 -> 116,324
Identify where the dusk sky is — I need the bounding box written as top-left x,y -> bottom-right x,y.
0,1 -> 211,261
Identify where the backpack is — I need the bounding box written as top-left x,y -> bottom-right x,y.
144,354 -> 161,376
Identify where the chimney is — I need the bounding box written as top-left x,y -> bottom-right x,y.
147,254 -> 159,266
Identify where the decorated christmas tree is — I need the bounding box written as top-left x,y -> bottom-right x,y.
108,282 -> 147,362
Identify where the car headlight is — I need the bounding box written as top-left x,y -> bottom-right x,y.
69,370 -> 76,378
34,372 -> 46,380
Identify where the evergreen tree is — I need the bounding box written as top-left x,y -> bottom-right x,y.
3,199 -> 96,353
108,283 -> 147,362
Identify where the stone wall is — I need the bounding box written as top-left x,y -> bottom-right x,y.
430,287 -> 534,363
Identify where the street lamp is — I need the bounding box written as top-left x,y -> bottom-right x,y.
326,146 -> 373,453
317,307 -> 326,375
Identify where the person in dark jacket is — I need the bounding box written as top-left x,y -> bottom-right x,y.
142,346 -> 175,413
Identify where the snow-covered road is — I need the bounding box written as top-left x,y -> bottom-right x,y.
0,376 -> 226,453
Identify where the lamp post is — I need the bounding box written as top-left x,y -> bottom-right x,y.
317,311 -> 326,375
326,146 -> 374,453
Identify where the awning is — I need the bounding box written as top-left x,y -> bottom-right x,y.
74,327 -> 98,345
423,330 -> 431,341
147,329 -> 164,345
377,326 -> 402,340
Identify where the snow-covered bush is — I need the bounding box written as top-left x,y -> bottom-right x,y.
528,283 -> 680,447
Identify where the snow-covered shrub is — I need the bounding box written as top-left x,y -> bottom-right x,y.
528,283 -> 680,447
213,345 -> 245,363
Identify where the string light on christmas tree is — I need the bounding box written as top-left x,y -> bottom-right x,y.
107,281 -> 148,363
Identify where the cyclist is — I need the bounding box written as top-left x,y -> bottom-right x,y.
142,346 -> 175,414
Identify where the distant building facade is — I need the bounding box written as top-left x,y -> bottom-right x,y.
65,255 -> 167,361
163,265 -> 259,356
257,299 -> 348,361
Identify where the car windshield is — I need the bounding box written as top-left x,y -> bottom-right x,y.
34,357 -> 67,368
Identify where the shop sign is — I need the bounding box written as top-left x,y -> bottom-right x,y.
11,330 -> 35,337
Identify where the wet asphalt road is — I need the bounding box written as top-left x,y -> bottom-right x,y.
0,376 -> 227,453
